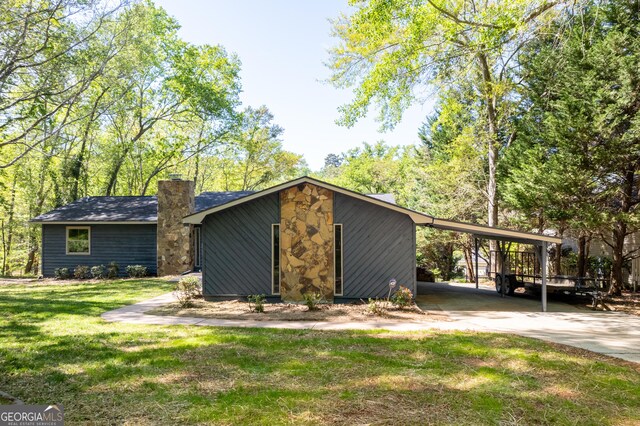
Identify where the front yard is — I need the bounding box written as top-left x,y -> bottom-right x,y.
0,279 -> 639,425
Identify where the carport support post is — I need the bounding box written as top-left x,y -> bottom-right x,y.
500,241 -> 505,298
541,241 -> 548,313
474,237 -> 479,289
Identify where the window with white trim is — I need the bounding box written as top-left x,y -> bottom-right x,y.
334,224 -> 343,295
66,226 -> 90,255
272,224 -> 280,294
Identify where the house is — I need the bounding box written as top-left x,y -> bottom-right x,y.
32,176 -> 562,303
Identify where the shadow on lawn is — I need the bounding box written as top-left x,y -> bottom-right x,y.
1,281 -> 639,424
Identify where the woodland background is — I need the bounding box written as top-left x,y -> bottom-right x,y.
1,0 -> 638,295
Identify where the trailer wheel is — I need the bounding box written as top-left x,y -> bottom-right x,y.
504,276 -> 515,296
495,275 -> 515,296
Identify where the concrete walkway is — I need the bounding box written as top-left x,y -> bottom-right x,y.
102,286 -> 640,363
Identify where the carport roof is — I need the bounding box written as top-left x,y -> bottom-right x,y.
183,176 -> 561,246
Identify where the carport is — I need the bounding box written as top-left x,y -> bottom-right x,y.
414,217 -> 562,312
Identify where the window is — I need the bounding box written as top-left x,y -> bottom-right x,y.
66,226 -> 90,255
272,224 -> 280,294
194,227 -> 201,268
334,224 -> 343,295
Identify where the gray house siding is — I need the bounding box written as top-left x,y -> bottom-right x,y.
334,193 -> 416,299
41,224 -> 157,276
201,193 -> 279,297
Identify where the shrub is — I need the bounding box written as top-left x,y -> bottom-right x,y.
107,261 -> 119,279
73,265 -> 91,280
366,298 -> 386,316
91,265 -> 106,279
391,286 -> 414,309
126,265 -> 147,278
248,294 -> 266,313
54,268 -> 71,280
303,292 -> 323,311
174,276 -> 201,307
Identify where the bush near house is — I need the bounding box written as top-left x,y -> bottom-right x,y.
73,265 -> 91,279
107,262 -> 119,279
53,268 -> 71,280
248,294 -> 266,313
126,265 -> 148,278
91,265 -> 106,279
174,276 -> 201,307
391,286 -> 414,309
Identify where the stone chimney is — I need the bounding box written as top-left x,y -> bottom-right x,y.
157,177 -> 195,276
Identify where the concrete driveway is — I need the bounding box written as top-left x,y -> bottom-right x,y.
417,282 -> 640,363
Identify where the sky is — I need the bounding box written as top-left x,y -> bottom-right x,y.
154,0 -> 435,170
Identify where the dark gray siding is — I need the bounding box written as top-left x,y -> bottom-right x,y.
201,193 -> 278,296
41,224 -> 157,276
334,193 -> 415,299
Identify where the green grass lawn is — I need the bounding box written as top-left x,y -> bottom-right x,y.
1,280 -> 639,425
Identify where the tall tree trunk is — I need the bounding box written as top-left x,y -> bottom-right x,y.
554,227 -> 565,275
1,174 -> 17,275
577,233 -> 587,278
609,167 -> 636,296
477,53 -> 500,257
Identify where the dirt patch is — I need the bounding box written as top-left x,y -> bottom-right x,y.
147,299 -> 449,322
601,292 -> 640,316
565,291 -> 640,316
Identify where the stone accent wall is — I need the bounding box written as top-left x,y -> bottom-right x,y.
280,183 -> 334,302
157,179 -> 195,276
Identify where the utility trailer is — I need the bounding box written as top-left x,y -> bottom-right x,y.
489,250 -> 608,306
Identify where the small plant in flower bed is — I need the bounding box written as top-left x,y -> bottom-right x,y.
174,276 -> 201,308
74,265 -> 91,279
91,265 -> 106,279
366,298 -> 386,316
391,286 -> 414,309
107,261 -> 119,278
54,267 -> 71,280
248,294 -> 266,313
126,265 -> 148,278
302,292 -> 323,311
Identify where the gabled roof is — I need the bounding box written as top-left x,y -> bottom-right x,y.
31,191 -> 253,224
183,176 -> 436,225
183,176 -> 562,246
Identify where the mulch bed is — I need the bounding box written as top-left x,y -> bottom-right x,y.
147,298 -> 449,322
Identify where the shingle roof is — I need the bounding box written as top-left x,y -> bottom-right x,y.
31,191 -> 254,223
31,196 -> 158,223
30,187 -> 395,223
367,193 -> 396,204
196,191 -> 254,212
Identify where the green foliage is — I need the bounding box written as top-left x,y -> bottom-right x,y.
390,286 -> 413,309
247,294 -> 266,313
0,1 -> 304,276
73,265 -> 91,280
366,298 -> 386,316
107,262 -> 119,279
174,276 -> 201,308
126,265 -> 148,278
302,292 -> 323,311
91,265 -> 106,279
54,268 -> 71,280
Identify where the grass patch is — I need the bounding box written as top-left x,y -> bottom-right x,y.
1,279 -> 639,424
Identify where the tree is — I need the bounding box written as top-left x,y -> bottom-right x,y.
327,0 -> 567,246
0,0 -> 126,168
328,141 -> 420,206
505,0 -> 640,295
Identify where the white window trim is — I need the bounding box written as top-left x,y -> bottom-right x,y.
334,223 -> 343,296
66,226 -> 91,255
272,224 -> 280,295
